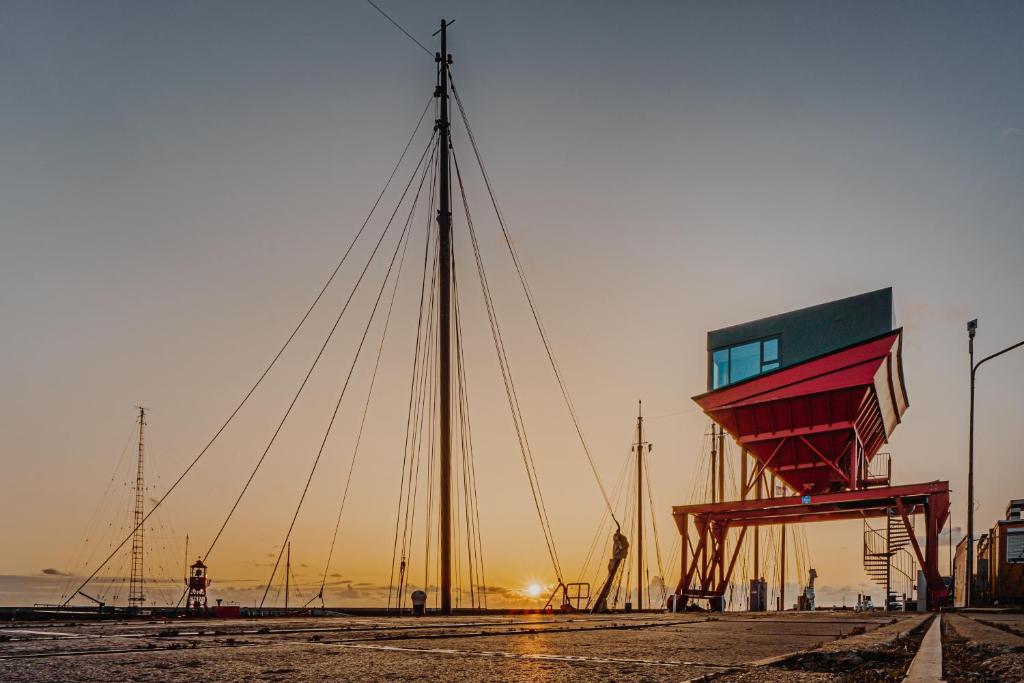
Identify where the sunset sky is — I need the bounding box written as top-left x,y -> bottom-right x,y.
2,1 -> 1023,609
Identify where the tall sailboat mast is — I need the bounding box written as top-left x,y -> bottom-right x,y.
435,18 -> 454,616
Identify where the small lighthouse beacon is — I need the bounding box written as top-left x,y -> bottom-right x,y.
186,558 -> 210,613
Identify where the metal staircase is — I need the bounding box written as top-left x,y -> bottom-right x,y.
863,508 -> 916,607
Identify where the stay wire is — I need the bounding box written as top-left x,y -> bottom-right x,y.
449,74 -> 618,528
452,248 -> 483,607
205,131 -> 438,563
399,145 -> 439,607
60,96 -> 434,606
453,263 -> 487,607
316,160 -> 427,603
388,175 -> 439,609
401,236 -> 438,608
452,146 -> 562,582
407,173 -> 439,606
262,137 -> 437,607
643,449 -> 667,587
364,0 -> 433,57
56,417 -> 138,605
323,140 -> 437,605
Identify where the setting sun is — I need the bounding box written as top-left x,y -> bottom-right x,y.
526,583 -> 542,598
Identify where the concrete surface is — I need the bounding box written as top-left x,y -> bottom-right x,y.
902,615 -> 941,682
0,611 -> 917,682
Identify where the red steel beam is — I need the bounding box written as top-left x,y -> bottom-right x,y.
735,420 -> 854,445
718,526 -> 748,590
894,497 -> 928,575
742,437 -> 788,498
674,481 -> 949,517
798,434 -> 849,481
702,509 -> 891,527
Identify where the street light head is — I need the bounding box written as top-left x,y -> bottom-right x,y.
967,319 -> 978,338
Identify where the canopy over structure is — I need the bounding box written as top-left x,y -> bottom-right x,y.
692,329 -> 908,495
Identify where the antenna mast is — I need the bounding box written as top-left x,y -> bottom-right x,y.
633,401 -> 651,611
129,406 -> 147,609
435,18 -> 454,616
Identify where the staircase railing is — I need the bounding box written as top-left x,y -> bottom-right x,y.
862,509 -> 916,606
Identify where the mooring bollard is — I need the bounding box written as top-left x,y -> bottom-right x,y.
411,590 -> 427,616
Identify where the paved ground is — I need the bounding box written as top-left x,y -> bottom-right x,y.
0,611 -> 917,682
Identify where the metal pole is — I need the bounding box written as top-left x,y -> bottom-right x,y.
967,321 -> 975,607
753,470 -> 760,583
436,19 -> 453,616
710,425 -> 717,504
285,541 -> 290,610
717,428 -> 725,506
636,400 -> 643,611
965,327 -> 1024,608
779,523 -> 786,611
717,427 -> 725,588
740,449 -> 747,502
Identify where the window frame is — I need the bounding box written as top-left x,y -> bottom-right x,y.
709,336 -> 781,390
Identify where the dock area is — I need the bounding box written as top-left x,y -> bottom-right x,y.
0,610 -> 931,682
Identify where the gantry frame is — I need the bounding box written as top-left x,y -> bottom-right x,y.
672,481 -> 950,611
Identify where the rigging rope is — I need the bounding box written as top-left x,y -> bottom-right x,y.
644,448 -> 667,597
452,146 -> 563,583
260,136 -> 438,607
56,418 -> 138,605
204,131 -> 438,563
388,156 -> 440,610
395,242 -> 437,609
61,96 -> 434,606
452,258 -> 487,608
364,0 -> 433,56
316,156 -> 430,604
449,74 -> 618,528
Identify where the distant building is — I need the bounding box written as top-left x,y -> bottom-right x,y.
706,287 -> 894,390
956,499 -> 1024,606
953,536 -> 969,608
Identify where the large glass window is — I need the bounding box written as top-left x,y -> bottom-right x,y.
710,337 -> 781,389
1008,530 -> 1024,564
712,349 -> 729,388
729,342 -> 761,383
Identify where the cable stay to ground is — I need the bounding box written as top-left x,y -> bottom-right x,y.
449,73 -> 619,530
259,135 -> 440,608
388,151 -> 441,611
452,147 -> 563,585
60,95 -> 435,606
57,414 -> 186,610
202,130 -> 439,567
315,145 -> 436,606
66,22 -> 637,615
451,256 -> 487,608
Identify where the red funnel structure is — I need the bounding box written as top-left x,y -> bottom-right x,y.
692,330 -> 908,494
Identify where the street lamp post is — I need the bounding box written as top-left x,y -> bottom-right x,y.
966,319 -> 1024,608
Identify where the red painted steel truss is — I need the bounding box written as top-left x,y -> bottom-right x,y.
672,481 -> 950,611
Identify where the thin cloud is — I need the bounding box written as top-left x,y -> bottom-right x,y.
41,568 -> 71,577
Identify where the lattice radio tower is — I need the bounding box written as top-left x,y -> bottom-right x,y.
128,406 -> 147,608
